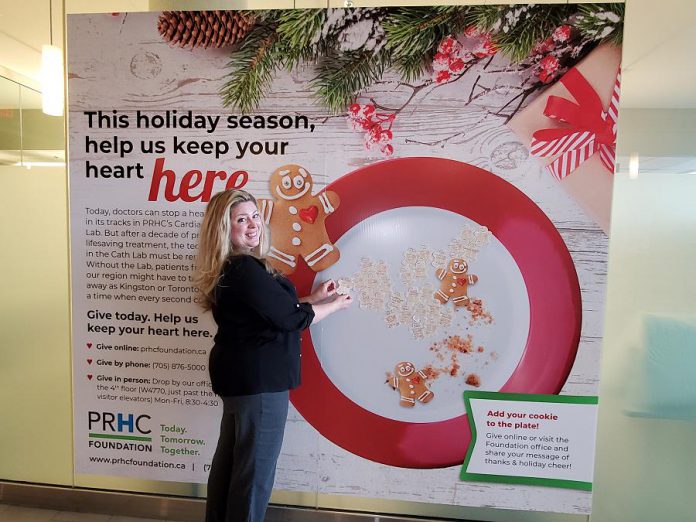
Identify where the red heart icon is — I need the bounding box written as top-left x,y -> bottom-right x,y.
87,374 -> 93,380
87,359 -> 93,365
457,277 -> 468,286
87,343 -> 93,349
299,205 -> 318,224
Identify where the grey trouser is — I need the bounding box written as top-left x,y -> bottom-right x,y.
206,390 -> 289,522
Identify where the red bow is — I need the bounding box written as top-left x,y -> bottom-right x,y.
530,67 -> 621,181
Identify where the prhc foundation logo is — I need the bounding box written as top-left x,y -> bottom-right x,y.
88,411 -> 153,452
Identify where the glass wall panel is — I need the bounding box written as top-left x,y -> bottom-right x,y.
591,158 -> 696,521
20,86 -> 65,167
0,76 -> 21,166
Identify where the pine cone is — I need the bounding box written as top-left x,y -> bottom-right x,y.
158,10 -> 256,49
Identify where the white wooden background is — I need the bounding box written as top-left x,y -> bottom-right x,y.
67,11 -> 609,516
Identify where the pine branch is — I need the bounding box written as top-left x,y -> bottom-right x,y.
276,9 -> 326,68
313,50 -> 390,114
575,4 -> 624,45
491,5 -> 576,63
460,5 -> 504,31
251,9 -> 282,24
396,53 -> 431,84
384,6 -> 470,82
220,23 -> 284,114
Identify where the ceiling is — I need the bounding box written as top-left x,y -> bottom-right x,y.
1,0 -> 695,109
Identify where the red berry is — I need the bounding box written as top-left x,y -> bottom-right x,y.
539,54 -> 559,72
439,36 -> 455,54
449,58 -> 465,73
553,25 -> 572,42
538,69 -> 555,83
473,40 -> 496,58
538,37 -> 555,54
435,70 -> 451,84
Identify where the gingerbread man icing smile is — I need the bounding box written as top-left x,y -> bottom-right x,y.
259,164 -> 341,274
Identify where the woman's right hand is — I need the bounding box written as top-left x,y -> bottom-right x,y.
311,293 -> 353,324
331,293 -> 353,311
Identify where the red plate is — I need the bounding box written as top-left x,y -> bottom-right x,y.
289,157 -> 581,468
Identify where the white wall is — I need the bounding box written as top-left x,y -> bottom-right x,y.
0,166 -> 72,485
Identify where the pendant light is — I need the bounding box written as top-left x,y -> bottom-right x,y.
40,0 -> 64,116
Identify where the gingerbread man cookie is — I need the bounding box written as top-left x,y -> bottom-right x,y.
434,258 -> 478,307
388,361 -> 434,407
259,165 -> 340,274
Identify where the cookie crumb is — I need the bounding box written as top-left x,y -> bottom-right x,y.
465,373 -> 481,387
447,334 -> 474,353
466,298 -> 493,324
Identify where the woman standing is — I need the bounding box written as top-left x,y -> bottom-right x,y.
194,189 -> 351,522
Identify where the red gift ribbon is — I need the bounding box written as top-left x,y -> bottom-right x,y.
530,67 -> 621,181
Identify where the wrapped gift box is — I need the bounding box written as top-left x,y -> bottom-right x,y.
508,44 -> 622,233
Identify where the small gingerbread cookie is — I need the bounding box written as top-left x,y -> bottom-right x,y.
388,361 -> 434,407
259,164 -> 340,274
434,258 -> 478,307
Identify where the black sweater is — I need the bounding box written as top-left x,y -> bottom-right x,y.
208,255 -> 315,396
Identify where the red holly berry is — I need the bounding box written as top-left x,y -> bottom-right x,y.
473,37 -> 497,58
552,25 -> 572,43
539,54 -> 559,72
368,125 -> 382,141
538,70 -> 554,83
435,70 -> 451,84
439,36 -> 456,54
348,103 -> 396,156
534,37 -> 555,55
361,118 -> 375,131
449,58 -> 465,73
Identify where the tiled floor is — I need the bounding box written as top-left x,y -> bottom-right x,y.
0,504 -> 180,522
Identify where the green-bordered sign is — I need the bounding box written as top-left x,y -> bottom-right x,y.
461,391 -> 599,491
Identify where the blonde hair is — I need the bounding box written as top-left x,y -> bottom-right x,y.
193,189 -> 275,311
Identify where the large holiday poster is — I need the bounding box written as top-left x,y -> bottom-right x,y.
67,4 -> 623,515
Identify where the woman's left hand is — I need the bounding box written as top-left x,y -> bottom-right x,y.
311,279 -> 336,303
